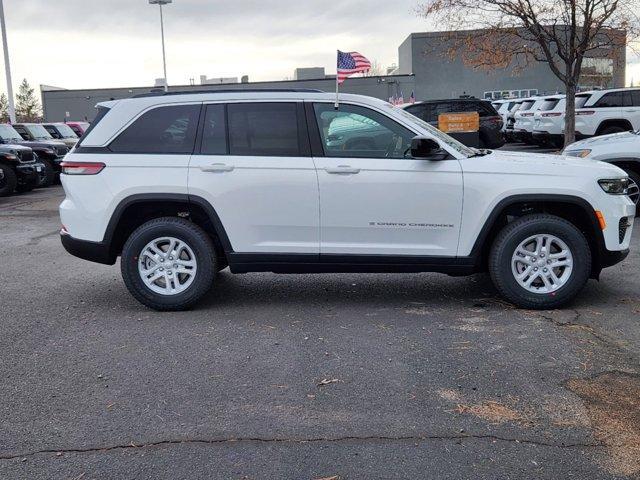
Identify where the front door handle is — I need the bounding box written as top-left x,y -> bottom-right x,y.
325,165 -> 361,175
201,163 -> 235,173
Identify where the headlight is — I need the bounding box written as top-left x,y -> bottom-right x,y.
564,149 -> 592,158
598,178 -> 629,195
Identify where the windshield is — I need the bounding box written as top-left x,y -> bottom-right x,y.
25,124 -> 54,140
0,124 -> 25,142
394,105 -> 476,157
53,124 -> 77,138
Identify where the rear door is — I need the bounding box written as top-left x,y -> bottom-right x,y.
626,90 -> 640,130
310,101 -> 463,257
188,101 -> 320,254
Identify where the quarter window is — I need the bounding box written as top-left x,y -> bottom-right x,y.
313,103 -> 415,159
110,104 -> 200,154
227,103 -> 300,156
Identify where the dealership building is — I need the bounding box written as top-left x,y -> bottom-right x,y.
41,28 -> 626,122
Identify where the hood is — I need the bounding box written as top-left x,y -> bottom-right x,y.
565,131 -> 640,151
464,149 -> 626,179
0,143 -> 32,155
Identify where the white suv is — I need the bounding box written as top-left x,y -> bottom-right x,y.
59,90 -> 635,311
513,97 -> 544,143
532,95 -> 566,147
574,88 -> 640,138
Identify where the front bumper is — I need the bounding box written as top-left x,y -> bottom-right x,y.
60,230 -> 115,265
15,164 -> 39,187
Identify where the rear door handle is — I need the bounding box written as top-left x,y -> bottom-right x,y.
201,163 -> 235,173
325,165 -> 361,175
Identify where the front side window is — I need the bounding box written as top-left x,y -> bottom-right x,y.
110,104 -> 200,154
314,103 -> 415,159
227,102 -> 300,156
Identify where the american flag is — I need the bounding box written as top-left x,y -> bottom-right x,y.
337,51 -> 371,85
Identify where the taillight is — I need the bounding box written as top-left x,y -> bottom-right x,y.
542,112 -> 563,117
576,110 -> 595,116
61,161 -> 105,175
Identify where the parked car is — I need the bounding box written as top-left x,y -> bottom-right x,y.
66,122 -> 90,137
573,88 -> 640,139
1,124 -> 69,185
402,98 -> 505,148
0,145 -> 40,196
512,97 -> 545,143
59,90 -> 633,311
505,100 -> 524,142
42,123 -> 79,148
564,130 -> 640,214
492,99 -> 518,134
532,95 -> 567,147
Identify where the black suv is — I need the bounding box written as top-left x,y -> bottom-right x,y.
403,98 -> 505,149
0,124 -> 68,186
0,144 -> 40,196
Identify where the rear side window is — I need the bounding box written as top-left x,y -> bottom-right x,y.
201,104 -> 227,155
405,104 -> 432,123
110,104 -> 200,154
475,101 -> 499,117
227,103 -> 300,156
633,90 -> 640,107
594,92 -> 631,108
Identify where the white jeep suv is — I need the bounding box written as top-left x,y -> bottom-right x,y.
59,90 -> 635,311
574,88 -> 640,139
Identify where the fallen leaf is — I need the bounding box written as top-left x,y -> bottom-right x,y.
318,378 -> 339,387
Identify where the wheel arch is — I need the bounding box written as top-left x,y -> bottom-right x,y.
104,193 -> 233,263
595,119 -> 634,135
470,194 -> 605,278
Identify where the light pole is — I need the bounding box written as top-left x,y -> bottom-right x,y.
0,0 -> 15,123
149,0 -> 172,92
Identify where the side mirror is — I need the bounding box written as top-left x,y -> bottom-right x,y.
410,136 -> 449,160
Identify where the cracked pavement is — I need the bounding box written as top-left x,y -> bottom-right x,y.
1,187 -> 639,479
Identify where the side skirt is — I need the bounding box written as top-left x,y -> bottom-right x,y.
227,253 -> 478,276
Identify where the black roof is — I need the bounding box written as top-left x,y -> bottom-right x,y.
132,88 -> 324,98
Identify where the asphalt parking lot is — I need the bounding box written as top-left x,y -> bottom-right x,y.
1,185 -> 640,480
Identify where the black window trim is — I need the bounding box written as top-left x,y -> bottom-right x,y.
106,102 -> 204,155
194,100 -> 311,158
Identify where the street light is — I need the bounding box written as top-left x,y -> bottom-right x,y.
149,0 -> 172,92
0,0 -> 16,123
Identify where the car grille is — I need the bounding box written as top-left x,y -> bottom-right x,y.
18,150 -> 34,163
619,217 -> 632,244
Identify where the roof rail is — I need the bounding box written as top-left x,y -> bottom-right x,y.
132,88 -> 325,98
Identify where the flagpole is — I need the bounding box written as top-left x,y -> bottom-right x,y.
335,50 -> 339,109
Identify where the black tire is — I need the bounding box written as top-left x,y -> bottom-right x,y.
121,217 -> 216,311
0,164 -> 17,197
38,158 -> 55,187
625,169 -> 640,217
15,183 -> 34,193
599,126 -> 627,136
488,214 -> 591,310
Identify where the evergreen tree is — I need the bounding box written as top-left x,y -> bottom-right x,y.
15,79 -> 42,122
0,94 -> 9,123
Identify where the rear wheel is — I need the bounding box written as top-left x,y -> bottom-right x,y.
489,214 -> 591,310
121,217 -> 216,311
599,126 -> 627,136
0,164 -> 17,197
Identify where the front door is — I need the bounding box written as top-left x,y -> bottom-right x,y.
189,102 -> 319,254
310,102 -> 464,258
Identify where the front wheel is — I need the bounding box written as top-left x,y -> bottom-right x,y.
0,164 -> 17,197
38,158 -> 56,187
121,217 -> 216,311
489,214 -> 591,310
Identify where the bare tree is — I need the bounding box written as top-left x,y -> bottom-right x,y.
363,60 -> 385,77
417,0 -> 639,146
